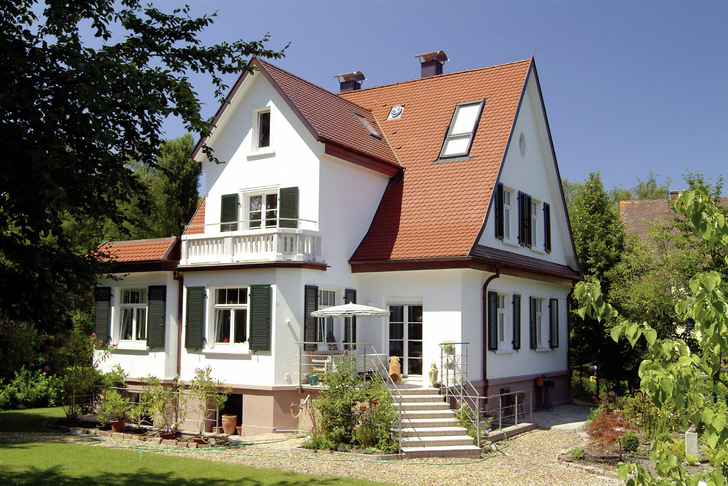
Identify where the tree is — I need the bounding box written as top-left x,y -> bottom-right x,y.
575,186 -> 728,485
0,0 -> 285,331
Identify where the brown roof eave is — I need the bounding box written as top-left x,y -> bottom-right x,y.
324,143 -> 402,177
108,260 -> 179,274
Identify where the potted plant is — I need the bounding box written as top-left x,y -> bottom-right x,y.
189,366 -> 229,440
535,374 -> 546,387
139,375 -> 187,439
97,389 -> 130,432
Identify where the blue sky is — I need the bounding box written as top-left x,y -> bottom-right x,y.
156,0 -> 727,194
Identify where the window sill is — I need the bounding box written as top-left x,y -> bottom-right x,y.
502,238 -> 520,248
203,344 -> 250,356
534,346 -> 552,353
494,348 -> 515,355
113,341 -> 149,353
247,148 -> 275,159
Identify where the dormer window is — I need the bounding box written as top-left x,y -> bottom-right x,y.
439,99 -> 485,158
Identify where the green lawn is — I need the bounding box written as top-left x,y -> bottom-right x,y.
0,408 -> 390,485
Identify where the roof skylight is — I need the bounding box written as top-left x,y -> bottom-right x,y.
439,99 -> 485,158
353,111 -> 382,140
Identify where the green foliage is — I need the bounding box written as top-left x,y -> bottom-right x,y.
609,169 -> 672,208
570,447 -> 585,460
137,375 -> 186,435
577,184 -> 728,485
97,389 -> 129,425
587,409 -> 638,458
304,355 -> 398,453
0,0 -> 286,332
188,366 -> 230,435
0,369 -> 63,410
455,401 -> 491,441
621,431 -> 640,453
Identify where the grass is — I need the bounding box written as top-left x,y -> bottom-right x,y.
0,407 -> 390,485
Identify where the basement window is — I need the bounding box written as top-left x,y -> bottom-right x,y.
439,100 -> 485,159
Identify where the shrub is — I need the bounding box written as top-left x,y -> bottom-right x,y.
97,389 -> 129,425
0,368 -> 63,409
570,447 -> 585,460
621,431 -> 640,453
587,409 -> 638,459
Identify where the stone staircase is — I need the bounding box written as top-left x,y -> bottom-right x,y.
392,387 -> 482,458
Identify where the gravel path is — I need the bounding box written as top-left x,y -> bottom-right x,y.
77,428 -> 621,485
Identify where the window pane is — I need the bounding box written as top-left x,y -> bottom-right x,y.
408,358 -> 423,375
389,323 -> 403,340
408,323 -> 422,341
389,305 -> 403,323
266,194 -> 277,210
234,309 -> 247,343
451,103 -> 481,134
217,289 -> 226,304
408,340 -> 422,357
216,309 -> 231,343
258,111 -> 270,148
250,196 -> 262,211
389,340 -> 403,357
408,305 -> 423,323
226,288 -> 238,304
121,309 -> 133,340
442,136 -> 470,156
136,308 -> 147,340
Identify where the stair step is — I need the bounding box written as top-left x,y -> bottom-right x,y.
399,409 -> 456,421
399,401 -> 450,412
401,444 -> 482,459
401,426 -> 470,437
395,394 -> 446,403
399,417 -> 460,428
401,435 -> 475,448
390,387 -> 441,396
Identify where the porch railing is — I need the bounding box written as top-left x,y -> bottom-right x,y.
296,341 -> 404,453
438,342 -> 533,448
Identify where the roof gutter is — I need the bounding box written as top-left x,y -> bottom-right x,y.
482,265 -> 500,397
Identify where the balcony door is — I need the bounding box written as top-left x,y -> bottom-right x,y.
388,305 -> 423,377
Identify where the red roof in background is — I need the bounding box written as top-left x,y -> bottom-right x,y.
620,199 -> 676,242
99,237 -> 178,263
340,60 -> 532,261
184,198 -> 206,235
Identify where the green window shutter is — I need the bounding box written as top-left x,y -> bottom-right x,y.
344,289 -> 357,349
94,287 -> 112,343
220,194 -> 238,232
543,203 -> 552,253
185,287 -> 206,349
512,294 -> 521,350
487,291 -> 498,351
495,183 -> 504,239
518,192 -> 532,246
249,285 -> 272,351
549,299 -> 559,349
279,187 -> 299,229
303,285 -> 318,351
529,297 -> 538,349
147,285 -> 166,348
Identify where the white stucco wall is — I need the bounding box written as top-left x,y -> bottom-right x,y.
96,272 -> 179,381
479,71 -> 576,271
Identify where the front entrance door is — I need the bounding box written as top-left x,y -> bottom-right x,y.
388,305 -> 423,377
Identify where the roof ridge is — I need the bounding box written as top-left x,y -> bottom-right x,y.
102,237 -> 177,245
337,58 -> 533,96
257,58 -> 372,115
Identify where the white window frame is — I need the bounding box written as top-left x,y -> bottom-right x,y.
439,100 -> 485,159
252,107 -> 273,154
497,293 -> 512,351
245,190 -> 279,230
503,187 -> 515,243
531,199 -> 540,249
534,297 -> 548,349
317,289 -> 339,346
119,288 -> 147,344
212,287 -> 249,347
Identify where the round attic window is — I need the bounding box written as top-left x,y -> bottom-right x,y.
519,133 -> 526,157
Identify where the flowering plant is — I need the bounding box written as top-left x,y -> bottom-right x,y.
189,366 -> 230,435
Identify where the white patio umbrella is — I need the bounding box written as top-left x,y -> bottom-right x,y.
310,302 -> 390,318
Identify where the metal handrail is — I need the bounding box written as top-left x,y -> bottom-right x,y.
437,342 -> 533,448
296,341 -> 403,453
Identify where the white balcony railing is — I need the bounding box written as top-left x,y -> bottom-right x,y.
180,228 -> 322,266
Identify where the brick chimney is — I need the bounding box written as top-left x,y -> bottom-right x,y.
335,71 -> 365,93
670,190 -> 679,201
416,51 -> 449,78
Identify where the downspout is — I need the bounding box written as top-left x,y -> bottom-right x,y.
174,270 -> 184,380
481,265 -> 500,397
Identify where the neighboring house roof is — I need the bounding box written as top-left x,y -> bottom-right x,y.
619,199 -> 676,242
340,60 -> 533,263
184,198 -> 206,235
98,237 -> 180,272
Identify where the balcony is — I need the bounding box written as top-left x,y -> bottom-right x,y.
180,224 -> 322,267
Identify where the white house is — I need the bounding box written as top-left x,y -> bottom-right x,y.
95,52 -> 581,435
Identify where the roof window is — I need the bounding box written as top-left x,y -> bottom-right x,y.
439,99 -> 485,158
353,111 -> 382,140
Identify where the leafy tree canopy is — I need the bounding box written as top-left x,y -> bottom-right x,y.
0,0 -> 285,331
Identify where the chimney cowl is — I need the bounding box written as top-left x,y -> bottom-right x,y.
416,50 -> 449,78
335,71 -> 365,92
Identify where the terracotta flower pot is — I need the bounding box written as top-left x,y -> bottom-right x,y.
110,419 -> 126,433
222,414 -> 237,435
192,436 -> 206,444
535,377 -> 545,387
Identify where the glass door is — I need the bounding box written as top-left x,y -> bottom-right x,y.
388,305 -> 423,376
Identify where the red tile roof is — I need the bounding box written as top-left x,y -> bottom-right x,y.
340,60 -> 533,261
184,198 -> 206,235
99,237 -> 178,263
619,199 -> 676,242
